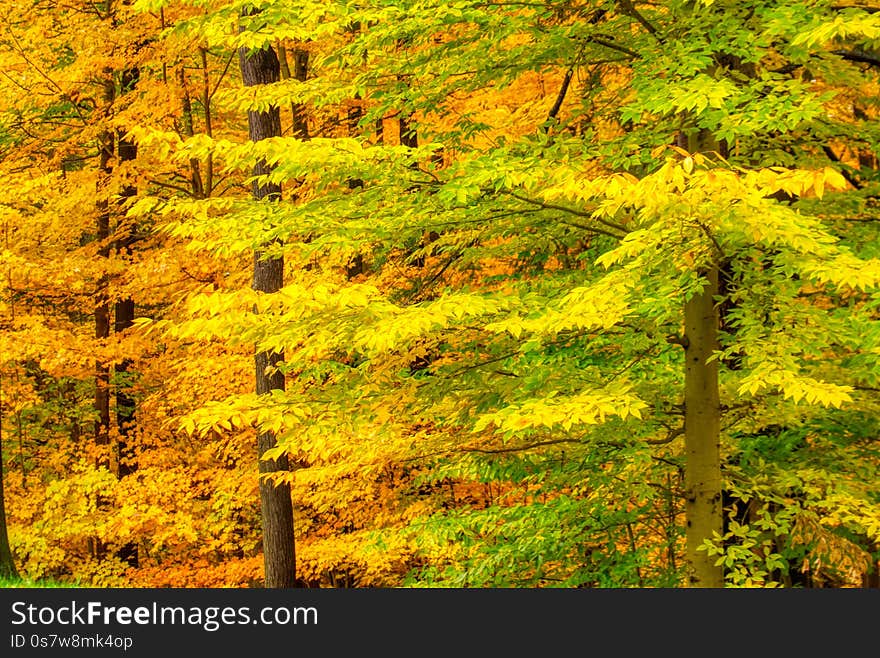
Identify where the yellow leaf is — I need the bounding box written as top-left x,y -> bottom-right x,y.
822,166 -> 848,191
813,172 -> 825,199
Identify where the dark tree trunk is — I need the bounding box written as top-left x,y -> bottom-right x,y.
347,101 -> 364,190
277,43 -> 309,140
291,48 -> 309,140
0,452 -> 18,580
238,25 -> 297,589
90,73 -> 116,564
200,48 -> 214,196
399,112 -> 418,148
177,67 -> 205,198
94,75 -> 114,455
112,65 -> 140,569
395,38 -> 418,149
114,66 -> 139,454
94,292 -> 110,451
0,378 -> 20,580
114,65 -> 139,466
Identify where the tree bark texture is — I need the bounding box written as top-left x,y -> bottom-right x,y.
238,32 -> 297,589
0,386 -> 20,580
110,65 -> 140,569
683,266 -> 723,588
277,43 -> 309,140
94,75 -> 114,452
113,65 -> 139,481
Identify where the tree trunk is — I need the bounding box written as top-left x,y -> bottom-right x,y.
94,289 -> 110,451
0,448 -> 18,580
683,265 -> 723,587
111,64 -> 140,569
399,112 -> 418,148
395,38 -> 418,149
679,126 -> 725,588
114,65 -> 139,475
89,73 -> 116,564
238,22 -> 297,589
94,75 -> 114,455
0,376 -> 20,580
200,48 -> 214,196
177,67 -> 205,198
277,43 -> 309,140
347,100 -> 364,190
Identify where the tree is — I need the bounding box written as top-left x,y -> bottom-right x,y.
0,0 -> 255,585
237,10 -> 297,588
161,0 -> 879,588
1,0 -> 875,589
0,376 -> 19,580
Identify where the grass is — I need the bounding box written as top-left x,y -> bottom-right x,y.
0,575 -> 80,588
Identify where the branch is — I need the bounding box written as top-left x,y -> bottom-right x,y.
833,49 -> 880,68
588,36 -> 641,60
617,0 -> 664,43
832,215 -> 880,222
646,426 -> 682,445
209,52 -> 236,101
463,438 -> 585,454
822,145 -> 864,189
147,178 -> 197,196
2,21 -> 88,125
559,219 -> 626,240
547,68 -> 574,121
652,455 -> 683,470
694,219 -> 725,258
830,4 -> 880,13
180,266 -> 218,284
502,190 -> 629,235
409,252 -> 463,301
769,63 -> 803,75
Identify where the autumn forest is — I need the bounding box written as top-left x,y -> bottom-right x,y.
0,0 -> 878,589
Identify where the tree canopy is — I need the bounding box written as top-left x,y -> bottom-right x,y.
0,0 -> 878,588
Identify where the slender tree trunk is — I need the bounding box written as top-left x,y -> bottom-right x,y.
200,48 -> 214,197
277,43 -> 309,140
395,38 -> 418,149
16,410 -> 26,490
0,449 -> 18,580
399,111 -> 418,148
90,76 -> 114,563
113,291 -> 136,463
680,128 -> 725,588
0,376 -> 20,580
177,67 -> 205,198
346,101 -> 365,190
238,21 -> 297,589
683,265 -> 723,587
114,66 -> 139,467
864,543 -> 880,588
94,75 -> 114,455
110,64 -> 140,569
291,49 -> 309,140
